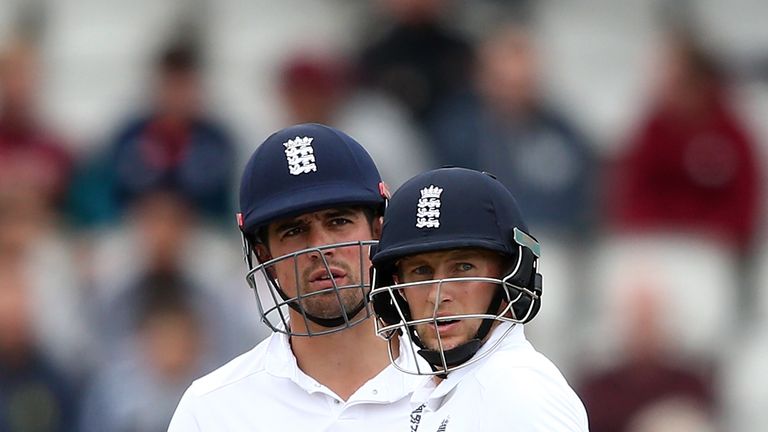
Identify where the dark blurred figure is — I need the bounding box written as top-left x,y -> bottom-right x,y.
86,188 -> 259,366
70,40 -> 235,226
358,0 -> 473,124
76,42 -> 263,366
0,188 -> 90,380
428,24 -> 597,236
578,284 -> 716,432
0,253 -> 78,432
80,274 -> 205,432
280,53 -> 348,126
279,52 -> 431,187
608,30 -> 761,253
0,38 -> 72,215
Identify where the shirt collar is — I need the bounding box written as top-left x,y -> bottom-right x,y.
410,322 -> 526,411
264,330 -> 423,403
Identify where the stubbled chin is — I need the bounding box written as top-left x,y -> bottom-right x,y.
424,338 -> 462,351
418,329 -> 464,351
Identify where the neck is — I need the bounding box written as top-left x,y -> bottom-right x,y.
290,316 -> 399,401
155,114 -> 189,128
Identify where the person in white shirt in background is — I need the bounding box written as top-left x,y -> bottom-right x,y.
168,123 -> 423,431
369,167 -> 589,431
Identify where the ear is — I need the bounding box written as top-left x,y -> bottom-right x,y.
372,216 -> 383,239
392,273 -> 410,301
254,243 -> 280,280
254,243 -> 272,263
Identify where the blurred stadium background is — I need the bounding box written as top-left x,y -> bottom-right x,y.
0,0 -> 766,431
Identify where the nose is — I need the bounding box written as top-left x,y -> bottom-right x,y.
425,271 -> 453,308
306,226 -> 335,260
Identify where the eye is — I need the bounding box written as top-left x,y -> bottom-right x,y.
412,265 -> 433,276
397,262 -> 434,282
329,217 -> 352,227
281,226 -> 306,239
456,262 -> 475,272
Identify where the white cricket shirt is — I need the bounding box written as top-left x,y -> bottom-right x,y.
168,330 -> 424,432
406,322 -> 589,431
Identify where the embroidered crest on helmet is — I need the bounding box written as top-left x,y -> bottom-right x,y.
283,136 -> 317,175
416,185 -> 443,229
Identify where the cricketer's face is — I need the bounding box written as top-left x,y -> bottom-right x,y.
262,207 -> 380,322
396,248 -> 504,351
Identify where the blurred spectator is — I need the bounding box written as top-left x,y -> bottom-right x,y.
584,234 -> 740,366
0,43 -> 89,375
80,275 -> 205,432
69,40 -> 236,226
67,37 -> 252,362
0,37 -> 72,212
279,54 -> 348,127
279,52 -> 432,187
428,24 -> 597,236
625,397 -> 716,432
358,0 -> 473,124
578,283 -> 715,432
0,189 -> 91,378
0,253 -> 79,432
86,190 -> 262,367
608,30 -> 762,252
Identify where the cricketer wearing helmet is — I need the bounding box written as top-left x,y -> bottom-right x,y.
370,167 -> 589,431
169,124 -> 423,431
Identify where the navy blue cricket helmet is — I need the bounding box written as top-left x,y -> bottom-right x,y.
238,123 -> 386,236
370,167 -> 543,375
237,123 -> 388,336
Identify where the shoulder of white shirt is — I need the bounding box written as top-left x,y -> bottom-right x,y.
473,333 -> 570,388
461,329 -> 588,429
468,334 -> 586,413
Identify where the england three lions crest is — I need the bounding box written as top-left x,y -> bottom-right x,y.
283,136 -> 317,175
416,185 -> 443,229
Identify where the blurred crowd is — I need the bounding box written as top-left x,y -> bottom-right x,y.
0,0 -> 766,431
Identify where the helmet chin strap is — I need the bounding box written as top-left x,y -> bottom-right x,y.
416,289 -> 505,376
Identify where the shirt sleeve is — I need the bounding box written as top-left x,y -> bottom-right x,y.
167,387 -> 203,432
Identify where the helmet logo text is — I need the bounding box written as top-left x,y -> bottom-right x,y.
283,136 -> 317,175
416,185 -> 443,229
